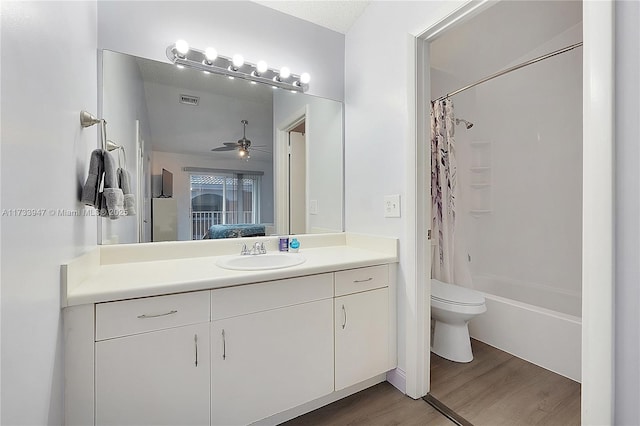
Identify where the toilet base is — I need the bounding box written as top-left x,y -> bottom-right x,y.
431,320 -> 473,363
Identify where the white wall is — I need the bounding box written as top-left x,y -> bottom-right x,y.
151,151 -> 273,241
440,22 -> 583,314
97,1 -> 345,101
274,91 -> 344,233
344,0 -> 464,392
614,1 -> 640,423
101,50 -> 152,244
0,1 -> 97,424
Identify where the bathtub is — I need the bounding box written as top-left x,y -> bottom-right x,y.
467,275 -> 582,382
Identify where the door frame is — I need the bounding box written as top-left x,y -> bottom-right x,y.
414,1 -> 614,423
275,106 -> 308,235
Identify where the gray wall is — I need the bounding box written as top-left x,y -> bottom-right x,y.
97,1 -> 345,101
0,1 -> 98,424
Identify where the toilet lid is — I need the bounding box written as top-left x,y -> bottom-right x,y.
431,279 -> 485,306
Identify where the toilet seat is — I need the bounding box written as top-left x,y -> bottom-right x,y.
431,279 -> 485,306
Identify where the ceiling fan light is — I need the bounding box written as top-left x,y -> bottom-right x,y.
300,72 -> 311,84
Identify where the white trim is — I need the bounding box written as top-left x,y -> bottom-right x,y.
410,0 -> 494,400
386,368 -> 407,394
582,1 -> 614,423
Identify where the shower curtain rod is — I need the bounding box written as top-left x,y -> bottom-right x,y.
433,41 -> 583,102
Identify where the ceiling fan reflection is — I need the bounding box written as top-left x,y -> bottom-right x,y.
211,119 -> 270,159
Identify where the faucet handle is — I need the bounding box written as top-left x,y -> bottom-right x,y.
240,243 -> 249,255
259,242 -> 266,254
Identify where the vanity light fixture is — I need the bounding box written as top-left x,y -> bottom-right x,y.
166,40 -> 310,92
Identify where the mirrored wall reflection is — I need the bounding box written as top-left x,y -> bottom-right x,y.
99,50 -> 344,244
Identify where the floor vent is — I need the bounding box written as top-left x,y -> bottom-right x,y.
179,94 -> 200,106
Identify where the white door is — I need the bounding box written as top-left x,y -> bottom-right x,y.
334,287 -> 389,391
211,299 -> 333,426
95,323 -> 210,426
289,131 -> 306,234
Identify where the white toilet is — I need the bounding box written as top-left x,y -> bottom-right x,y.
431,278 -> 486,363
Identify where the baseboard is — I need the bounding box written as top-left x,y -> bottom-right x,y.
386,368 -> 406,394
253,374 -> 387,425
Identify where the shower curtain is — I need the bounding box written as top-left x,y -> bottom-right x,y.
431,98 -> 457,282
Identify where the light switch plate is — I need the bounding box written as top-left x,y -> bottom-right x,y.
309,200 -> 318,215
384,194 -> 401,218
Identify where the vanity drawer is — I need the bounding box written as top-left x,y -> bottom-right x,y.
95,291 -> 210,341
335,265 -> 388,296
211,273 -> 333,320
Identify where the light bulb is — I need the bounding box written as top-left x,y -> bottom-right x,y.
300,72 -> 311,84
256,61 -> 268,74
232,54 -> 244,68
239,149 -> 246,158
175,39 -> 189,55
279,66 -> 291,79
204,47 -> 218,62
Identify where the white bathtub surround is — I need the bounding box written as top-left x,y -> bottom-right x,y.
469,292 -> 581,382
474,274 -> 581,317
62,232 -> 398,425
469,274 -> 581,381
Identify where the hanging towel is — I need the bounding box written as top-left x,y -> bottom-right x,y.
118,168 -> 136,216
102,150 -> 124,219
81,149 -> 105,207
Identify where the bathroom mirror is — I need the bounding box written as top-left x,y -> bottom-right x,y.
99,50 -> 344,244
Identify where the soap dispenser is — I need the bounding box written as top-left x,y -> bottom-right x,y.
289,238 -> 300,253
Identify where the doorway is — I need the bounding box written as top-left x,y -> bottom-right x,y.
415,1 -> 614,423
289,123 -> 307,234
276,108 -> 308,235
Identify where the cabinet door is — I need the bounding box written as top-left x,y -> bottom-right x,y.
335,287 -> 389,391
211,299 -> 334,426
95,323 -> 210,426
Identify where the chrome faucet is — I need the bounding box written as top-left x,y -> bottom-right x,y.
240,241 -> 266,255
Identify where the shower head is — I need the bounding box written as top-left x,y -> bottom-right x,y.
455,118 -> 474,129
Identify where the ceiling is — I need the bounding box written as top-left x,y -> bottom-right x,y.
430,0 -> 582,95
253,0 -> 370,34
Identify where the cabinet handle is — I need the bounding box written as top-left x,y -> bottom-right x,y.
137,310 -> 178,319
222,329 -> 226,360
342,305 -> 347,329
353,277 -> 373,283
194,334 -> 198,367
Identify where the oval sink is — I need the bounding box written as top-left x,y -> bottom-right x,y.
216,253 -> 306,271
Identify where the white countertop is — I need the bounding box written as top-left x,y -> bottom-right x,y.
62,233 -> 398,307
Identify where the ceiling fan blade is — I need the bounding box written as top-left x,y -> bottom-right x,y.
222,142 -> 239,146
211,146 -> 237,152
249,148 -> 273,154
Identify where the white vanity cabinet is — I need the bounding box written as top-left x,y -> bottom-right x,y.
210,274 -> 334,426
64,249 -> 397,426
94,291 -> 211,426
334,265 -> 390,391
